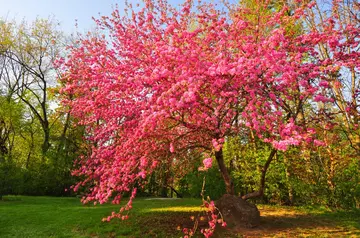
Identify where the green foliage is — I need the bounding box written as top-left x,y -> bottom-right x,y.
178,164 -> 226,200
0,17 -> 79,199
222,133 -> 360,208
0,161 -> 21,197
0,97 -> 80,197
333,159 -> 360,208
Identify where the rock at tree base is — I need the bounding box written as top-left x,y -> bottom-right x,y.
216,194 -> 260,228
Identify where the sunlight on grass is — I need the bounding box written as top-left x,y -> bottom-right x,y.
259,208 -> 305,217
257,205 -> 331,217
144,206 -> 205,213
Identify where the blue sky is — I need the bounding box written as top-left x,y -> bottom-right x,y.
0,0 -> 193,33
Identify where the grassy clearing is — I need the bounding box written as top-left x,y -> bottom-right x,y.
0,196 -> 359,237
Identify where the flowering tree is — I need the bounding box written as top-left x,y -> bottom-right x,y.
299,0 -> 360,196
58,0 -> 358,236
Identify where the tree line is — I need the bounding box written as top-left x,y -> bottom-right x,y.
0,18 -> 82,198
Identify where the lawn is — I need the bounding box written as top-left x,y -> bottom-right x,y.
0,196 -> 359,237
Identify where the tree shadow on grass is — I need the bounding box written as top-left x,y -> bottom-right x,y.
132,211 -> 203,237
217,208 -> 360,237
134,207 -> 360,238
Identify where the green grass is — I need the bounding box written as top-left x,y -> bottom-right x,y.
0,196 -> 202,238
0,196 -> 359,238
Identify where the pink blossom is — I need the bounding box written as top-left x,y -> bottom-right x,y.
314,139 -> 326,146
169,143 -> 175,153
272,140 -> 288,151
212,139 -> 221,151
319,80 -> 330,87
203,158 -> 213,169
314,94 -> 332,103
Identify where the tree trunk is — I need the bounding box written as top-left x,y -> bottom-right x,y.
160,168 -> 169,197
215,148 -> 234,195
326,148 -> 336,192
41,121 -> 50,155
284,156 -> 294,205
167,185 -> 183,198
242,149 -> 277,200
26,129 -> 34,169
57,112 -> 71,154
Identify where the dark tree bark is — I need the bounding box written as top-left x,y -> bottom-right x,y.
167,185 -> 183,198
56,112 -> 71,154
242,149 -> 277,200
215,148 -> 235,195
0,118 -> 9,158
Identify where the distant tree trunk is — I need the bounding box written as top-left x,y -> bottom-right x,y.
284,156 -> 294,205
26,128 -> 35,169
0,118 -> 9,158
215,148 -> 234,195
167,185 -> 183,198
57,112 -> 71,154
326,147 -> 336,192
160,186 -> 168,197
42,121 -> 50,155
149,173 -> 155,195
160,169 -> 169,197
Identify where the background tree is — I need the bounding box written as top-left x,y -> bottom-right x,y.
0,17 -> 80,198
1,18 -> 64,155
